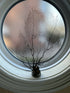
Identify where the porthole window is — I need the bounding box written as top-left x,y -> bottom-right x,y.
0,0 -> 70,93
2,0 -> 65,70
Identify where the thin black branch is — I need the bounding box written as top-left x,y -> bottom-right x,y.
36,41 -> 53,65
22,55 -> 32,69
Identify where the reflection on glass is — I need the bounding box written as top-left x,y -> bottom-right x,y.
3,0 -> 65,64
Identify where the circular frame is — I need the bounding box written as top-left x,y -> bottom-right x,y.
0,0 -> 70,93
1,0 -> 67,70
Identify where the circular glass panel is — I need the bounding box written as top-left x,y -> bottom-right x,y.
2,0 -> 65,68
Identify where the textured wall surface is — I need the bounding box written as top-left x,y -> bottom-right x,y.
0,87 -> 70,93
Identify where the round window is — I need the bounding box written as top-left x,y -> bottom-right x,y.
2,0 -> 65,70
